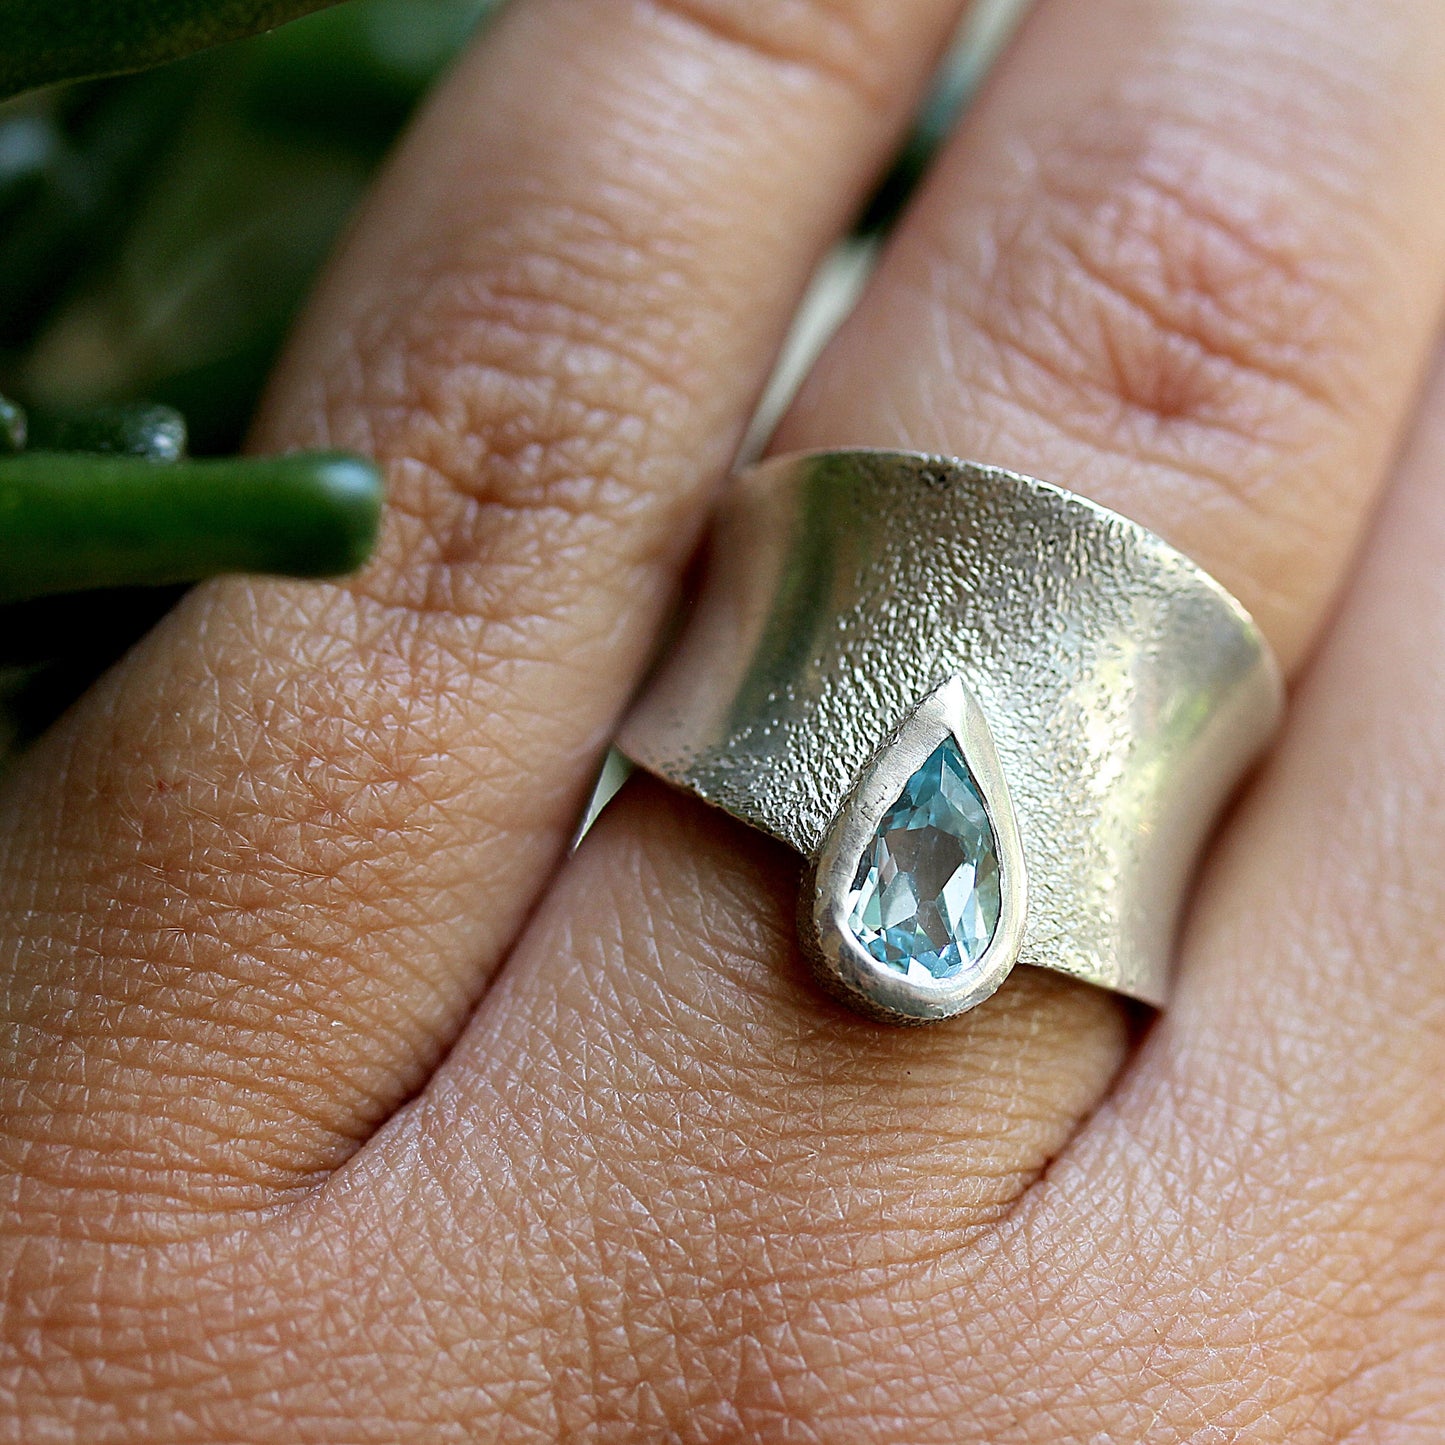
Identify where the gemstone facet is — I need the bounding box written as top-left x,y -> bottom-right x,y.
844,737 -> 1002,982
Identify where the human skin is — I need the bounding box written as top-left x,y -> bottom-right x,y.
4,0 -> 1445,1438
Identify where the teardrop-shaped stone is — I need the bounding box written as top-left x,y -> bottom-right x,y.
845,737 -> 1002,982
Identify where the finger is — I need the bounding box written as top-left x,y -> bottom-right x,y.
958,346 -> 1445,1441
779,0 -> 1445,671
0,0 -> 966,1207
568,349 -> 1445,1445
360,0 -> 1445,1431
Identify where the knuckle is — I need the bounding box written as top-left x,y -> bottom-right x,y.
956,110 -> 1369,503
294,0 -> 943,639
639,0 -> 912,112
362,251 -> 690,548
323,206 -> 716,631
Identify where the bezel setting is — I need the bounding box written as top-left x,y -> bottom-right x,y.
620,450 -> 1286,1020
805,677 -> 1028,1023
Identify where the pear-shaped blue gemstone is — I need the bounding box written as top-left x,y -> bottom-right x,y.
845,738 -> 1001,982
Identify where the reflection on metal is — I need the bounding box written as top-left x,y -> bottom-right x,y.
620,451 -> 1283,1020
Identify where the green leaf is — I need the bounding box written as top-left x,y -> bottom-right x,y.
0,0 -> 352,101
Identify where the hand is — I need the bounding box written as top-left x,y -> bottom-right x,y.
5,0 -> 1445,1438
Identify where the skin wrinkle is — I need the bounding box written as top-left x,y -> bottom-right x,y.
783,0 -> 1445,668
967,135 -> 1356,432
278,786 -> 1127,1439
941,153 -> 1364,543
636,0 -> 929,114
5,0 -> 1445,1438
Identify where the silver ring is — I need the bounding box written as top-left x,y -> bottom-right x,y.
619,451 -> 1284,1024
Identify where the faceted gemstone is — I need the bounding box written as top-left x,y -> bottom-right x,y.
845,738 -> 1001,982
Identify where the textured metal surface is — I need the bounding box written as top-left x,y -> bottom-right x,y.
619,451 -> 1283,1008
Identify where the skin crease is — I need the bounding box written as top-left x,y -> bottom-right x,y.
2,0 -> 1445,1439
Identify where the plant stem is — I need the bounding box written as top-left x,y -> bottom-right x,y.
0,450 -> 383,602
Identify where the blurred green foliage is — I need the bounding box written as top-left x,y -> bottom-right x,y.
1,0 -> 499,455
0,0 -> 496,747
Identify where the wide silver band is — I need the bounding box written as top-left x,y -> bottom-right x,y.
619,451 -> 1283,1022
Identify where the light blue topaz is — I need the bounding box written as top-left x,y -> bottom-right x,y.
845,738 -> 1001,982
